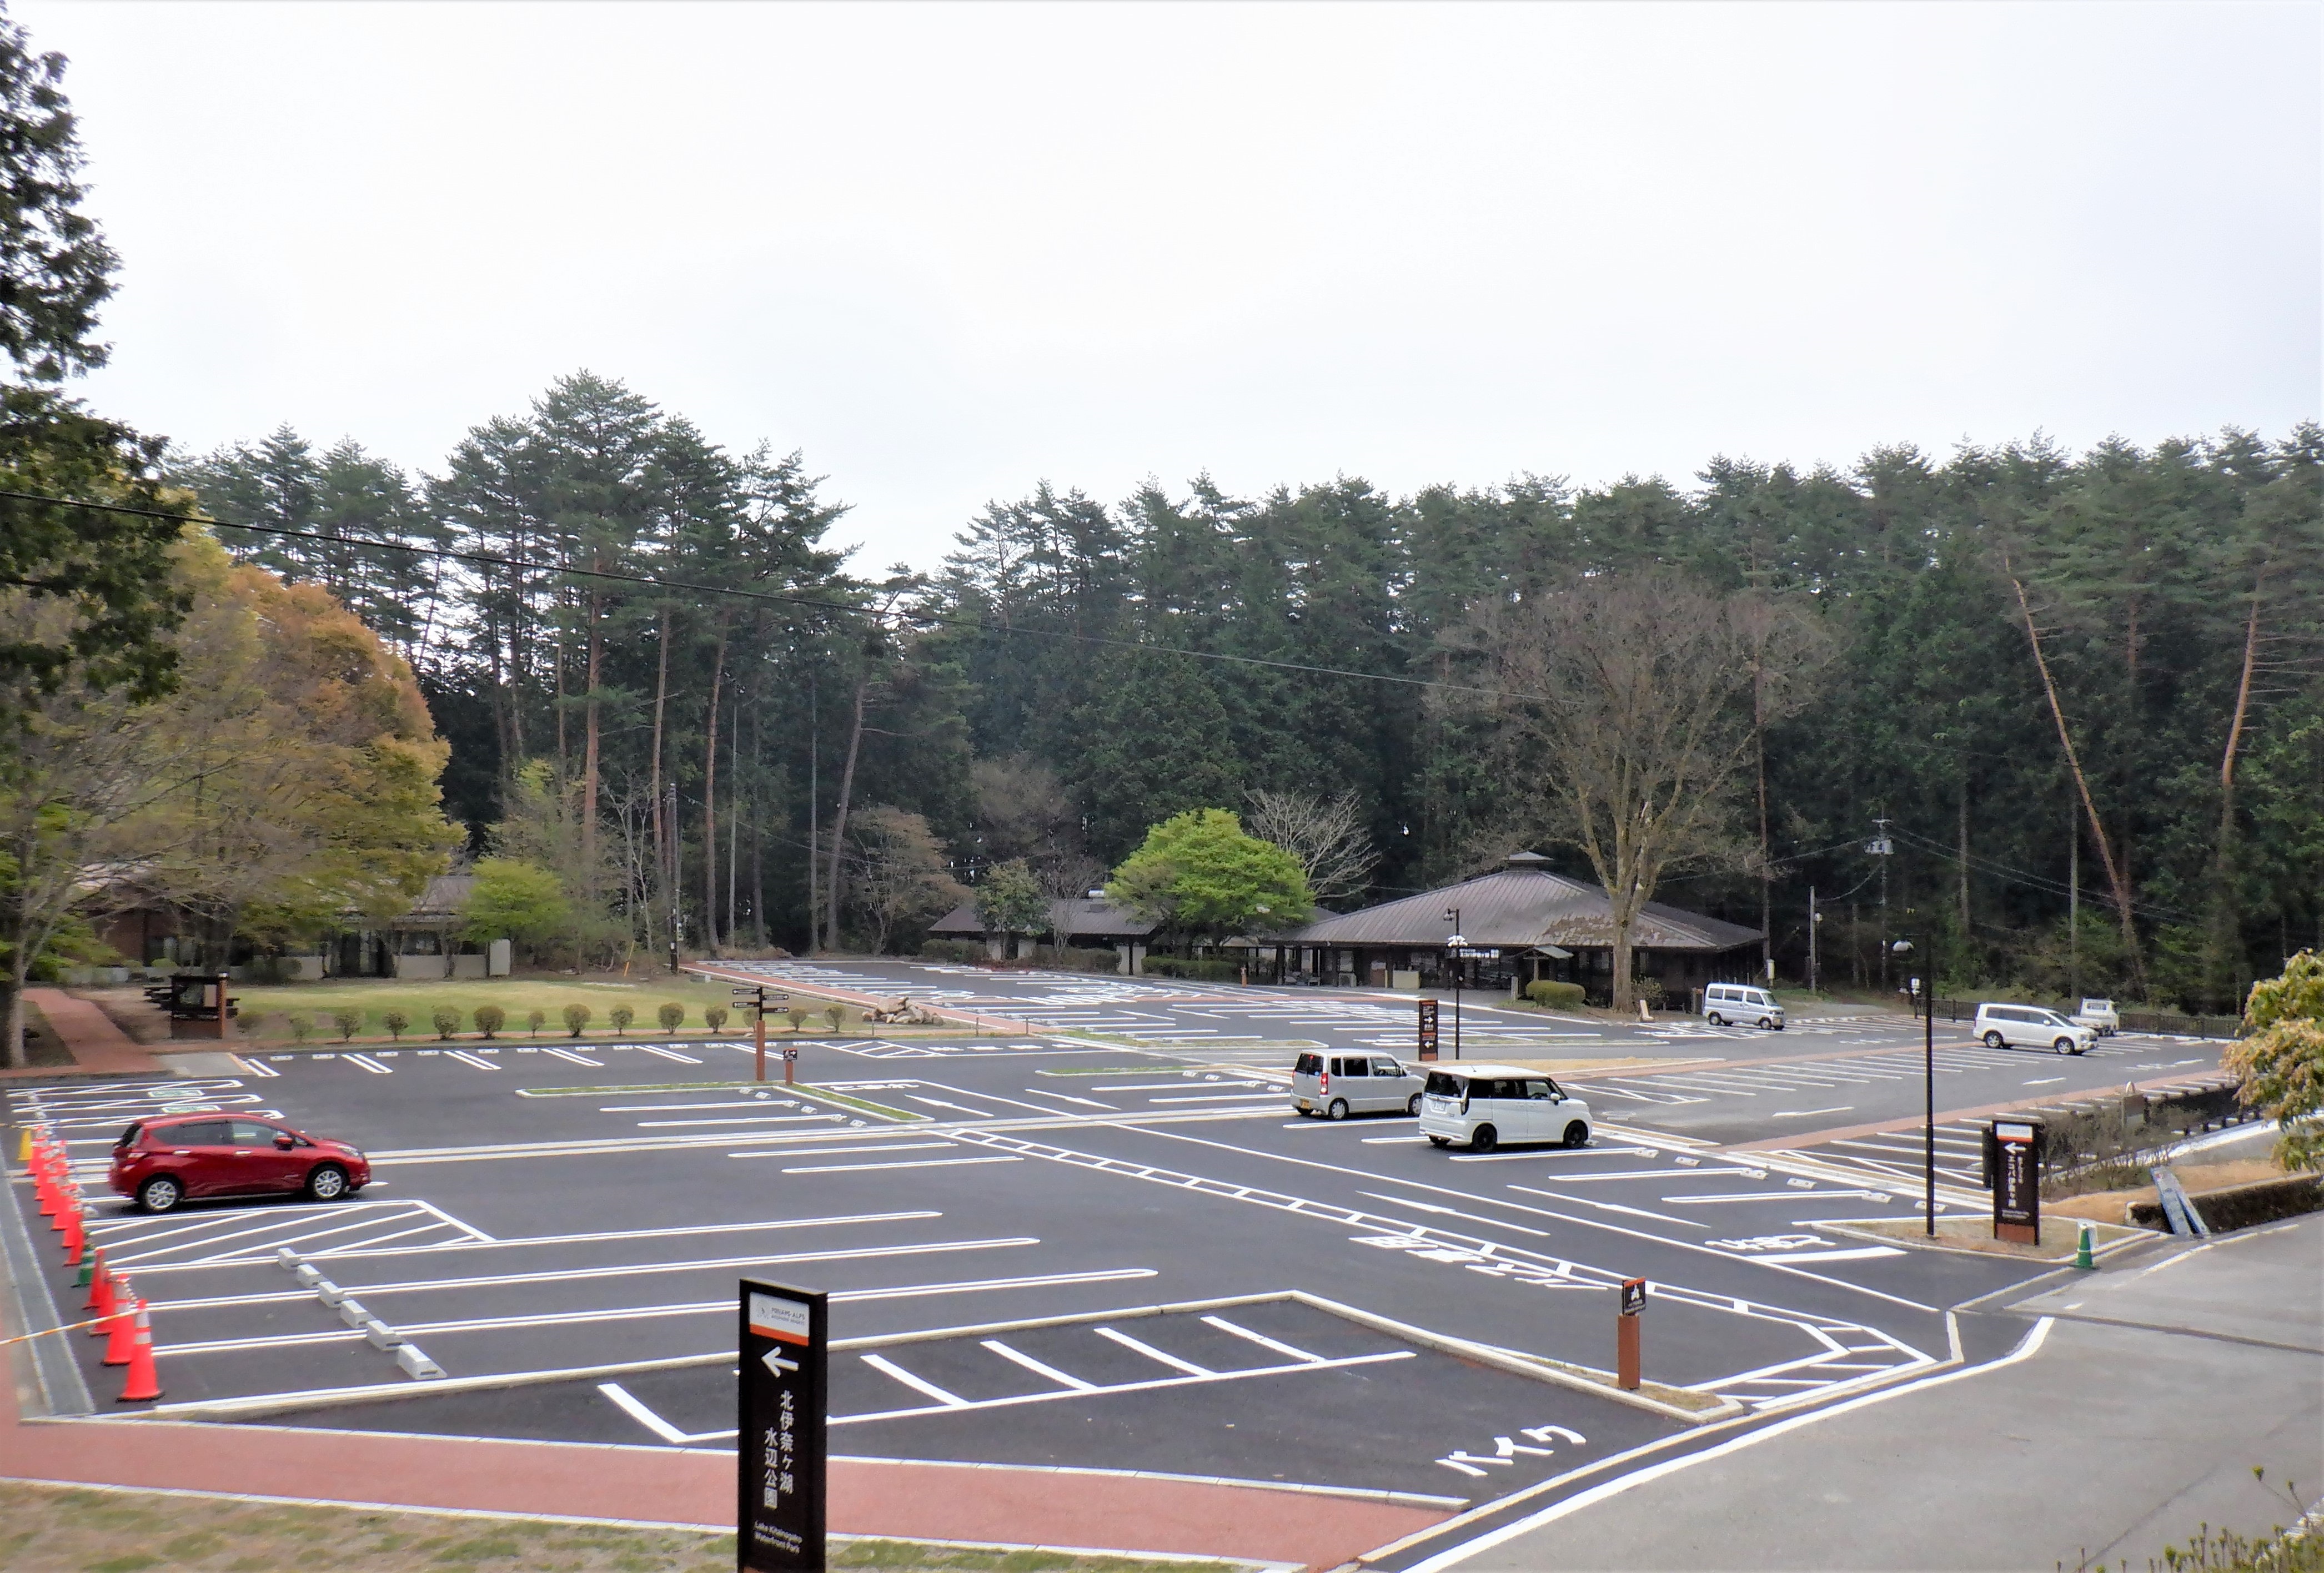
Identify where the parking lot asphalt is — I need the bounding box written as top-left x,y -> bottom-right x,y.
3,963 -> 2227,1531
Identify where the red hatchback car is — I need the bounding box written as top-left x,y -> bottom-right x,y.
109,1113 -> 370,1213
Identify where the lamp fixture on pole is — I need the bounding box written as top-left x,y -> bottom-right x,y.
1444,907 -> 1464,1062
1893,937 -> 1934,1237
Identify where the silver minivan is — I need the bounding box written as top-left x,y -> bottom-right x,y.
1291,1051 -> 1424,1119
1703,982 -> 1785,1030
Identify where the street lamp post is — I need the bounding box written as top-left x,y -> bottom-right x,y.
1444,907 -> 1464,1061
1894,938 -> 1934,1237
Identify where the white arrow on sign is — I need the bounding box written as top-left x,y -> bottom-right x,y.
762,1349 -> 799,1376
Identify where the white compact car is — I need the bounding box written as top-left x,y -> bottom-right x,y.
1972,1002 -> 2095,1055
2072,998 -> 2121,1036
1702,982 -> 1785,1030
1418,1064 -> 1592,1153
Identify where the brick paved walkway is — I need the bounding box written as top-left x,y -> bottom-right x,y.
3,990 -> 165,1080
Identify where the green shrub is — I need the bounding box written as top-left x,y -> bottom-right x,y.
918,938 -> 985,963
1139,956 -> 1242,982
657,1002 -> 685,1034
703,1004 -> 729,1034
824,1004 -> 845,1032
526,1008 -> 546,1037
430,1007 -> 461,1041
382,1009 -> 409,1042
473,1004 -> 506,1039
287,1013 -> 314,1044
787,1006 -> 810,1031
562,1002 -> 591,1037
609,1004 -> 635,1033
332,1008 -> 362,1042
1526,981 -> 1587,1009
1030,944 -> 1120,973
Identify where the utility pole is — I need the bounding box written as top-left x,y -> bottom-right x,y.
666,781 -> 681,976
1808,887 -> 1819,994
2067,786 -> 2080,1001
1871,817 -> 1894,994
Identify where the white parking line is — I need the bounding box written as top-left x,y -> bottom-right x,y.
1199,1314 -> 1323,1364
597,1381 -> 701,1444
636,1115 -> 846,1128
541,1047 -> 603,1067
728,1143 -> 958,1160
780,1155 -> 1022,1175
344,1054 -> 393,1075
860,1353 -> 970,1408
445,1051 -> 501,1071
1094,1324 -> 1213,1376
981,1338 -> 1100,1391
635,1044 -> 702,1064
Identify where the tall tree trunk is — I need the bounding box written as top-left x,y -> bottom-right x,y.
824,675 -> 870,953
553,618 -> 569,783
750,696 -> 767,948
806,679 -> 818,956
2210,579 -> 2267,1007
726,696 -> 741,944
701,616 -> 730,955
647,606 -> 670,954
2009,566 -> 2147,996
1956,773 -> 1971,937
1754,679 -> 1770,981
580,592 -> 604,880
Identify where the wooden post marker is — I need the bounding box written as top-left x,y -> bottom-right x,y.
1617,1277 -> 1645,1390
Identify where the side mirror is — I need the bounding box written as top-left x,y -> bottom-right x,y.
273,1133 -> 295,1150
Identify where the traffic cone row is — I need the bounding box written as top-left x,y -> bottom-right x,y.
21,1129 -> 158,1403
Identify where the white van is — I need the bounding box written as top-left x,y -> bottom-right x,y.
2072,999 -> 2120,1036
1418,1065 -> 1592,1153
1703,983 -> 1785,1030
1972,1003 -> 2094,1055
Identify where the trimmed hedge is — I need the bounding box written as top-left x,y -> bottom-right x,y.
1140,956 -> 1244,982
1525,980 -> 1587,1009
919,938 -> 986,963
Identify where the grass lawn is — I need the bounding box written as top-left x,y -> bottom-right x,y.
0,1482 -> 1242,1573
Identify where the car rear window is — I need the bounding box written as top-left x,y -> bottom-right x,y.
114,1122 -> 143,1149
1424,1071 -> 1466,1097
1294,1053 -> 1322,1075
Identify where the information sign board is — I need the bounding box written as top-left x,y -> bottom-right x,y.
1990,1119 -> 2044,1245
739,1279 -> 827,1572
1416,998 -> 1440,1061
1619,1278 -> 1647,1316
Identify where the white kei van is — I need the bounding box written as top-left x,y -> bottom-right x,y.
1418,1065 -> 1593,1153
1972,1003 -> 2094,1055
1703,983 -> 1785,1030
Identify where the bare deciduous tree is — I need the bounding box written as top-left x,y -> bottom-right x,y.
844,805 -> 966,955
1244,789 -> 1378,907
1452,571 -> 1823,1011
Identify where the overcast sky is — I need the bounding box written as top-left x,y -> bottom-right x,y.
20,1 -> 2321,569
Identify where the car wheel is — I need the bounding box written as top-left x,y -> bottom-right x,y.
137,1175 -> 182,1214
305,1163 -> 350,1201
1707,1012 -> 1726,1027
1758,1017 -> 1774,1030
1428,1135 -> 1450,1148
1563,1120 -> 1590,1149
1983,1031 -> 2005,1049
1469,1125 -> 1497,1153
2054,1037 -> 2072,1055
1326,1099 -> 1349,1122
1407,1092 -> 1423,1116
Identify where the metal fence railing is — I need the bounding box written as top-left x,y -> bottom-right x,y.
1929,997 -> 2243,1041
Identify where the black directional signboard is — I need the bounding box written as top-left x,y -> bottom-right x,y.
1417,998 -> 1440,1061
1990,1119 -> 2044,1245
739,1279 -> 827,1572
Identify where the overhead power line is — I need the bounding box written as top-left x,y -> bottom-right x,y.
0,488 -> 1534,702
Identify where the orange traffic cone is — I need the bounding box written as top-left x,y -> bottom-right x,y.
101,1278 -> 135,1364
81,1245 -> 108,1305
50,1180 -> 73,1231
62,1206 -> 83,1264
34,1158 -> 55,1217
116,1301 -> 161,1403
87,1259 -> 116,1326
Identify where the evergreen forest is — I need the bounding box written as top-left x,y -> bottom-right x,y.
171,376 -> 2324,1013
